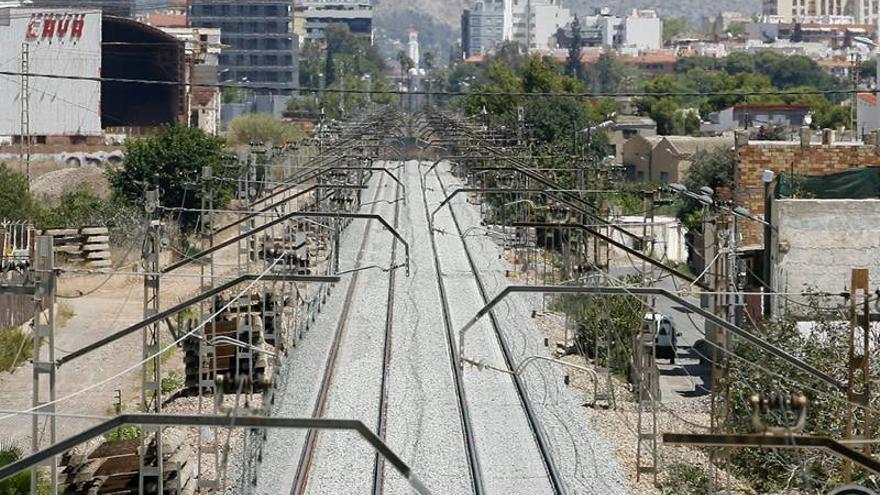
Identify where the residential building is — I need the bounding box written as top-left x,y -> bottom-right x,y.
624,135 -> 735,183
189,0 -> 298,93
148,14 -> 223,135
735,129 -> 880,246
557,8 -> 662,51
767,170 -> 880,313
763,0 -> 880,24
621,135 -> 662,181
509,0 -> 571,51
294,0 -> 373,44
609,115 -> 657,163
30,0 -> 135,17
622,9 -> 662,50
858,92 -> 880,134
462,0 -> 508,56
702,103 -> 812,134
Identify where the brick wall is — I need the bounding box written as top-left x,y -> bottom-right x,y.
735,140 -> 880,246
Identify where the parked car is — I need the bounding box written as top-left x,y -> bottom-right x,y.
643,313 -> 679,364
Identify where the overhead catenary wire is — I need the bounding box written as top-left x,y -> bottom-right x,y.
0,68 -> 874,100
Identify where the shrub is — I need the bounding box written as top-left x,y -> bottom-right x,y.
227,113 -> 305,146
107,125 -> 231,232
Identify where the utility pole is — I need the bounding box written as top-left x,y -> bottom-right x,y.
844,268 -> 872,480
32,236 -> 57,495
197,166 -> 220,490
20,42 -> 30,189
140,188 -> 164,495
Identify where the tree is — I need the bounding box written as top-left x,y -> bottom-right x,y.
397,50 -> 414,78
592,52 -> 625,93
662,17 -> 688,45
423,51 -> 435,71
107,125 -> 231,232
227,114 -> 305,146
0,164 -> 39,221
565,15 -> 584,79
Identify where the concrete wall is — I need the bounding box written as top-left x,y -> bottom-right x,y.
736,139 -> 880,246
0,9 -> 102,137
772,199 -> 880,309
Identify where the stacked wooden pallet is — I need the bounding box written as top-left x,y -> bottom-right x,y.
61,432 -> 195,494
40,226 -> 112,268
182,317 -> 271,393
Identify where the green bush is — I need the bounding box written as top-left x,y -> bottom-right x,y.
0,164 -> 40,221
0,328 -> 34,374
0,443 -> 32,494
659,462 -> 710,495
107,125 -> 232,232
105,425 -> 141,442
227,113 -> 305,146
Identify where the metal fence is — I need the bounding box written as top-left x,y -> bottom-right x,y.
0,221 -> 35,329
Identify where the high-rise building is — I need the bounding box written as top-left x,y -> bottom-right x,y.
462,0 -> 571,55
463,0 -> 507,56
30,0 -> 135,17
763,0 -> 880,23
189,0 -> 298,93
509,0 -> 570,50
294,0 -> 373,44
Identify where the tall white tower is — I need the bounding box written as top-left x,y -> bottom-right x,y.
407,29 -> 420,67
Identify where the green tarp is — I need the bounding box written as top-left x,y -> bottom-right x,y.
775,167 -> 880,199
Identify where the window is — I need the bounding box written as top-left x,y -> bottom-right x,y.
622,129 -> 638,139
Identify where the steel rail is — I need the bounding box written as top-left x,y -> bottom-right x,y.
56,274 -> 339,366
289,178 -> 383,495
0,414 -> 432,494
372,172 -> 403,495
429,167 -> 566,494
419,162 -> 486,495
290,173 -> 390,495
456,285 -> 844,390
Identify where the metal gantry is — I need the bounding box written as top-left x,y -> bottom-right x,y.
140,190 -> 164,494
31,236 -> 56,495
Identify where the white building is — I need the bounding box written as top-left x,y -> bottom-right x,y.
623,10 -> 662,50
764,0 -> 880,24
0,8 -> 102,140
577,8 -> 662,51
509,0 -> 571,51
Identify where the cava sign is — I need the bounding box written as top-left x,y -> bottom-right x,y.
26,13 -> 86,42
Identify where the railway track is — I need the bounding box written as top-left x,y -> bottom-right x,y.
418,161 -> 486,495
371,167 -> 403,495
427,161 -> 567,495
290,165 -> 405,495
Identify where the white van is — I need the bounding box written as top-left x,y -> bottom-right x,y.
642,313 -> 679,364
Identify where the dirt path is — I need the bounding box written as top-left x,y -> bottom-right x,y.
0,236 -> 240,447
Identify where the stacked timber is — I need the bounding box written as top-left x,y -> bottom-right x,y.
61,431 -> 195,494
182,316 -> 271,393
40,226 -> 111,268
